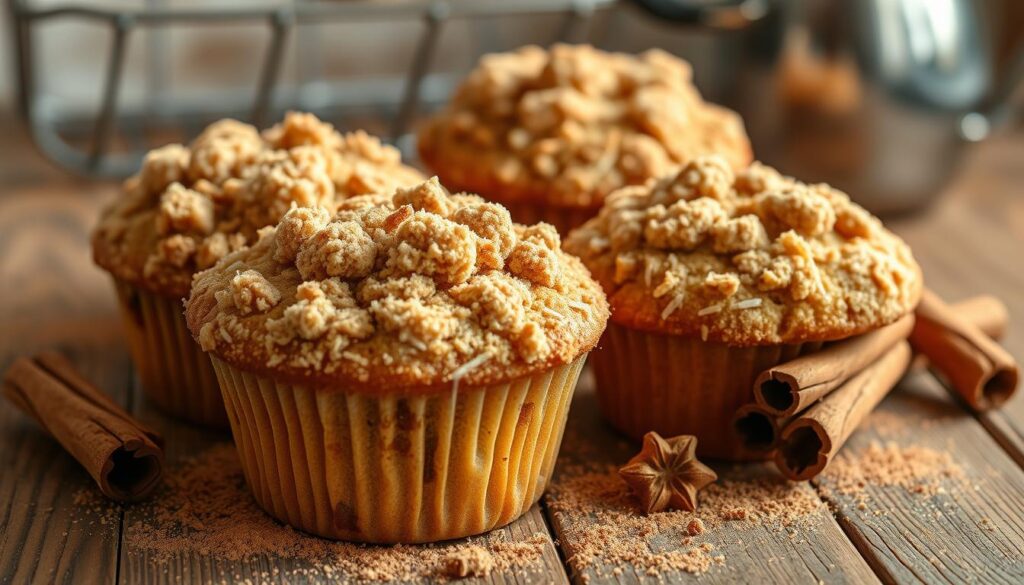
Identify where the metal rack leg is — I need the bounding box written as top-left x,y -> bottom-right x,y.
252,10 -> 291,129
557,0 -> 597,44
88,16 -> 131,172
391,2 -> 449,142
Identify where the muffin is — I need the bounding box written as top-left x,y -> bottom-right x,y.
418,44 -> 752,234
564,156 -> 922,460
92,112 -> 423,427
184,178 -> 609,543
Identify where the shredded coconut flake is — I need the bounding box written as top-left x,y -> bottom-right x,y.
542,307 -> 568,323
567,300 -> 592,315
698,303 -> 724,317
734,298 -> 763,310
451,354 -> 492,392
341,351 -> 369,366
589,237 -> 610,253
660,293 -> 686,321
700,325 -> 709,341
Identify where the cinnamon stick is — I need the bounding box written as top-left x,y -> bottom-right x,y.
736,295 -> 1007,456
775,341 -> 912,481
945,295 -> 1008,342
910,289 -> 1019,411
754,315 -> 915,417
3,352 -> 164,501
732,404 -> 794,456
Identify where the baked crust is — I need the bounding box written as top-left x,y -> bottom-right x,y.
92,112 -> 423,298
417,44 -> 751,211
563,157 -> 923,346
185,178 -> 610,392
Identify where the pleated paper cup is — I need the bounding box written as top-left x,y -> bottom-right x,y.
498,200 -> 599,237
209,353 -> 587,544
590,322 -> 822,461
112,279 -> 228,427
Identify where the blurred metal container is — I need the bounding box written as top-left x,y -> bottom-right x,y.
717,0 -> 1022,214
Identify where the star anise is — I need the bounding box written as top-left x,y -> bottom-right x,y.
619,432 -> 718,514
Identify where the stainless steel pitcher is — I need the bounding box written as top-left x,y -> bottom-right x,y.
628,0 -> 1023,214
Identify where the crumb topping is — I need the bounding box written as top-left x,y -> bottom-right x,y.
186,178 -> 609,390
418,44 -> 751,209
92,112 -> 423,296
564,157 -> 922,345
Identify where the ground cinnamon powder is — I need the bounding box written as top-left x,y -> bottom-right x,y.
122,444 -> 548,582
545,463 -> 826,579
818,440 -> 966,506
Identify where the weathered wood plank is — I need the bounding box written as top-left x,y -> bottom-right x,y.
0,189 -> 130,585
119,376 -> 571,585
545,370 -> 879,584
814,371 -> 1024,584
889,138 -> 1024,469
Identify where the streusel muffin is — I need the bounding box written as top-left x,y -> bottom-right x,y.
418,44 -> 752,234
564,156 -> 922,459
92,112 -> 423,427
184,178 -> 609,542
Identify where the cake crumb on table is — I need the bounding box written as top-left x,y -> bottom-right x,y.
441,545 -> 496,578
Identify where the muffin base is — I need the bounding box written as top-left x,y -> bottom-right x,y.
112,279 -> 228,427
591,322 -> 821,461
210,354 -> 587,543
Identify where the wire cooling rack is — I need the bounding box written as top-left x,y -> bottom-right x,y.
6,0 -> 768,177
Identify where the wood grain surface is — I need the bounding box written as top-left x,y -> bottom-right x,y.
0,126 -> 1023,584
815,371 -> 1024,584
546,371 -> 880,585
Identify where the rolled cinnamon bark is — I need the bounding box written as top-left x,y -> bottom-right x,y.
754,315 -> 915,417
732,404 -> 794,456
910,289 -> 1019,411
775,341 -> 912,481
3,352 -> 164,501
947,295 -> 1008,342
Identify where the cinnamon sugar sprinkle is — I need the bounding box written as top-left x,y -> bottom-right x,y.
819,441 -> 967,508
121,444 -> 548,582
545,463 -> 825,578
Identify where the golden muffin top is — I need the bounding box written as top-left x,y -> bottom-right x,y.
418,44 -> 751,209
92,112 -> 424,298
563,157 -> 922,346
185,178 -> 610,391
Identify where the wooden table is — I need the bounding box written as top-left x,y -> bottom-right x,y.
1,128 -> 1022,584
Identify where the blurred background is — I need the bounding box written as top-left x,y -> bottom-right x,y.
2,0 -> 1023,214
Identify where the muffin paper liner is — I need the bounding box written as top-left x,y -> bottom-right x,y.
591,322 -> 821,461
499,200 -> 598,236
210,354 -> 587,543
112,279 -> 228,427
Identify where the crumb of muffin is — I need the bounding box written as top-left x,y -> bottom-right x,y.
441,545 -> 496,578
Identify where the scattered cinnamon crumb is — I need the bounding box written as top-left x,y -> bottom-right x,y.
818,441 -> 966,510
822,441 -> 964,496
441,545 -> 496,578
122,444 -> 549,582
546,463 -> 824,578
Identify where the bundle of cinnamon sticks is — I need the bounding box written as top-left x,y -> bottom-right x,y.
733,291 -> 1019,481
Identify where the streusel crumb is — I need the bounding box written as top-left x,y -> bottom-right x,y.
92,112 -> 423,297
442,546 -> 496,578
186,178 -> 609,389
419,44 -> 751,210
564,156 -> 921,345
